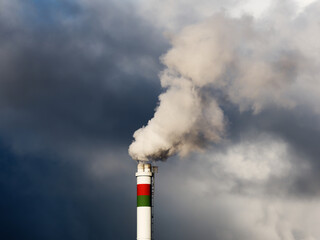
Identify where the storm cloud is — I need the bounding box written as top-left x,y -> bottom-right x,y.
0,0 -> 167,157
0,0 -> 165,239
1,0 -> 320,240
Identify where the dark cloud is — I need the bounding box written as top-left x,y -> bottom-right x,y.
1,0 -> 320,240
0,0 -> 167,157
0,0 -> 166,239
220,104 -> 320,198
0,139 -> 137,239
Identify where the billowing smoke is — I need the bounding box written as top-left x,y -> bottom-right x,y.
129,78 -> 224,161
129,4 -> 320,161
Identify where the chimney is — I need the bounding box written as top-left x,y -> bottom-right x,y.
136,162 -> 157,240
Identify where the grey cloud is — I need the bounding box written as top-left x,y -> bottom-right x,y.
0,141 -> 137,240
1,0 -> 320,240
217,105 -> 320,199
0,0 -> 167,158
0,1 -> 168,239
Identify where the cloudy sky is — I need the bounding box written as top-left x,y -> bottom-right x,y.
1,0 -> 320,239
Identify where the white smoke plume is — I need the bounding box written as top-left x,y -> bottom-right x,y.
129,2 -> 320,161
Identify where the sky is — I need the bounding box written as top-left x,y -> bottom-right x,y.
0,0 -> 320,239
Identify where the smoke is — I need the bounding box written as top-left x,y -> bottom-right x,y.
129,79 -> 224,160
129,2 -> 320,161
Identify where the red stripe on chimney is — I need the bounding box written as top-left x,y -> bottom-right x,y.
137,184 -> 151,196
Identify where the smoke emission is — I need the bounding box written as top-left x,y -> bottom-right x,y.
129,8 -> 319,161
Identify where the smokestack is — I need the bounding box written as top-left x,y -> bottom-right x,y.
136,162 -> 158,240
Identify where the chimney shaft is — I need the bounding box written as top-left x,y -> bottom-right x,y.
136,163 -> 156,240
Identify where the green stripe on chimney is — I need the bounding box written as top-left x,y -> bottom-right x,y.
137,195 -> 151,207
